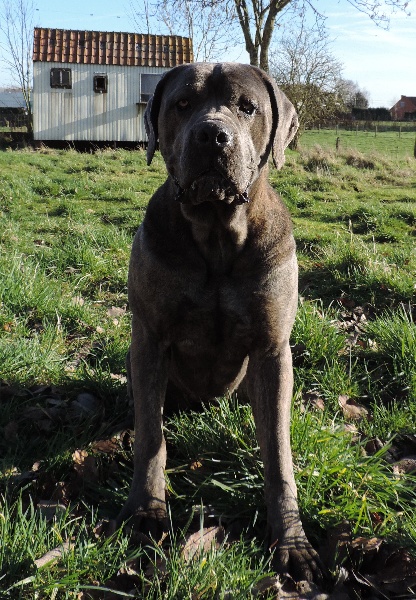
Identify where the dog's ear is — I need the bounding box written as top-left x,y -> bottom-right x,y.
145,66 -> 188,165
260,71 -> 298,170
144,69 -> 174,165
144,95 -> 157,166
144,74 -> 168,165
272,86 -> 298,170
253,67 -> 298,170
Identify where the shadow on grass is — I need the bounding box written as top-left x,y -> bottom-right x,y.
299,261 -> 414,311
0,374 -> 133,515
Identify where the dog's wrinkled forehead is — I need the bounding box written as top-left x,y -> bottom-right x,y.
145,62 -> 298,169
160,63 -> 262,109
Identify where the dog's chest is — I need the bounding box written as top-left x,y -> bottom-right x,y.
167,273 -> 255,397
173,273 -> 253,351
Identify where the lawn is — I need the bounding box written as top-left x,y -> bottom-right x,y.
302,127 -> 416,160
0,133 -> 415,598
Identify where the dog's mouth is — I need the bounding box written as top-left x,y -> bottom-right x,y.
173,170 -> 250,205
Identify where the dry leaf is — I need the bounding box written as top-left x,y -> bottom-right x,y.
381,547 -> 416,583
181,526 -> 225,562
326,521 -> 352,566
392,455 -> 416,477
107,306 -> 126,318
350,536 -> 383,554
91,438 -> 118,454
302,391 -> 325,411
110,373 -> 127,383
338,395 -> 369,421
252,575 -> 281,597
364,437 -> 384,455
72,449 -> 99,480
190,460 -> 203,470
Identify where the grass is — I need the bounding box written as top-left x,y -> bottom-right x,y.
301,128 -> 416,160
0,134 -> 415,598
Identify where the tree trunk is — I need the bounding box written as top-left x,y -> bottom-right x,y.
235,0 -> 259,66
234,0 -> 292,72
259,0 -> 291,72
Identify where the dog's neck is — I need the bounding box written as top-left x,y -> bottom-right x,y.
180,197 -> 248,273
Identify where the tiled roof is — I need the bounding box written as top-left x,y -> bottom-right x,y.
33,28 -> 193,67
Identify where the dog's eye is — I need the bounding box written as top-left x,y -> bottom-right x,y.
177,99 -> 190,111
238,100 -> 256,116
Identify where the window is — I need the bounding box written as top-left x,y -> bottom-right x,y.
94,74 -> 108,94
50,68 -> 72,89
140,73 -> 162,103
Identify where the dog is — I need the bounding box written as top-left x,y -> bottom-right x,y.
117,62 -> 322,582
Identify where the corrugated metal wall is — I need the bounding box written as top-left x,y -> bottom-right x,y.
33,62 -> 168,142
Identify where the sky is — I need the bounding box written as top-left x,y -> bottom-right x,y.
1,0 -> 415,108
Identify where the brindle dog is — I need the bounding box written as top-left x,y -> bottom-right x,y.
117,62 -> 322,582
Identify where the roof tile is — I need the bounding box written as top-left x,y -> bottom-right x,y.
33,28 -> 193,67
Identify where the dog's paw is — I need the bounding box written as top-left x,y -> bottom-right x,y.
271,530 -> 325,583
116,507 -> 169,544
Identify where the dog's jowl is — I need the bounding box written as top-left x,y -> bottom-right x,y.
117,62 -> 322,582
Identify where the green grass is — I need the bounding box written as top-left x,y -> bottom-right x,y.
0,138 -> 416,597
301,128 -> 416,160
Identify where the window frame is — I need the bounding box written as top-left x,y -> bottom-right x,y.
140,73 -> 163,104
93,73 -> 108,94
50,68 -> 72,89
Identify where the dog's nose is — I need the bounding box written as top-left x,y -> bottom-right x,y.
195,121 -> 233,149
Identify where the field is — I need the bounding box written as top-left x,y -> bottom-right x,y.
0,131 -> 416,598
303,128 -> 416,160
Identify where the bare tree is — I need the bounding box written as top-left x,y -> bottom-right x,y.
336,78 -> 370,110
130,0 -> 236,62
0,0 -> 35,134
131,0 -> 412,74
270,19 -> 344,148
345,0 -> 411,27
234,0 -> 293,71
236,0 -> 412,71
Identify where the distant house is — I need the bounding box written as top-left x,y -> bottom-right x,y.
390,95 -> 416,121
32,27 -> 193,143
0,88 -> 26,128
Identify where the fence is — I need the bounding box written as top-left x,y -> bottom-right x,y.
310,121 -> 416,134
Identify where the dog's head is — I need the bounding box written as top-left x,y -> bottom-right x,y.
145,63 -> 298,205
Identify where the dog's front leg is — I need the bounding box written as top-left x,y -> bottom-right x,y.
117,317 -> 169,539
246,344 -> 322,582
